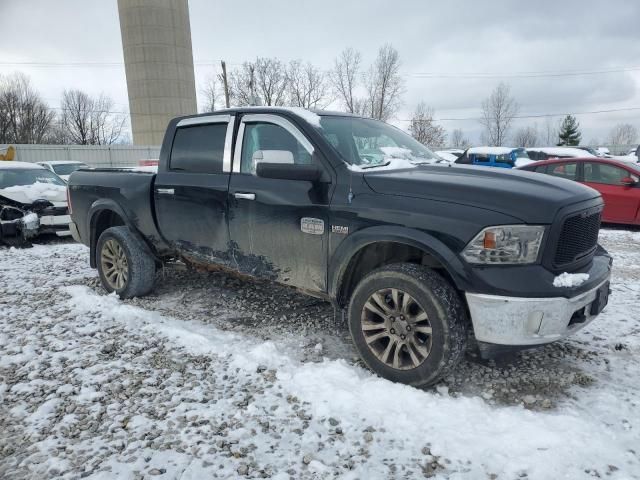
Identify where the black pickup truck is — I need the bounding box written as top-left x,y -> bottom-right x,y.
68,107 -> 612,387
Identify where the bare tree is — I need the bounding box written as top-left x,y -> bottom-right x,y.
480,82 -> 519,146
513,124 -> 538,147
60,89 -> 125,145
409,102 -> 446,148
0,72 -> 54,144
449,128 -> 470,148
330,48 -> 362,113
363,44 -> 405,121
199,73 -> 220,113
228,58 -> 288,107
542,117 -> 560,145
607,123 -> 638,145
286,60 -> 331,109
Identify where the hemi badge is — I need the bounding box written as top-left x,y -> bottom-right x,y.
332,225 -> 349,234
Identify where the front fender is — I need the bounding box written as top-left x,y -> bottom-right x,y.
328,225 -> 470,304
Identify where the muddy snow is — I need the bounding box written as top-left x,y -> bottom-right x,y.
0,230 -> 639,479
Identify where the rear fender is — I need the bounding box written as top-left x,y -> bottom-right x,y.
88,199 -> 157,268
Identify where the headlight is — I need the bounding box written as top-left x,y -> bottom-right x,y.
462,225 -> 545,265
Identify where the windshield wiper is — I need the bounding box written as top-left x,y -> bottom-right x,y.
359,161 -> 391,169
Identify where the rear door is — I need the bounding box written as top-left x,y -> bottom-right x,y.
154,115 -> 235,264
227,113 -> 331,292
582,162 -> 640,223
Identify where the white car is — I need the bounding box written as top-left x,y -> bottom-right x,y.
435,149 -> 464,163
37,160 -> 89,182
0,161 -> 71,243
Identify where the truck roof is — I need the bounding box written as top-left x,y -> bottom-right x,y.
174,106 -> 361,128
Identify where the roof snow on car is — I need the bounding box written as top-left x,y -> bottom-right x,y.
0,161 -> 46,170
526,147 -> 597,158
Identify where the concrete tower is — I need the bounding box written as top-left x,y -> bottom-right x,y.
117,0 -> 197,145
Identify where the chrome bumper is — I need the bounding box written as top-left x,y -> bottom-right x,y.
465,276 -> 611,346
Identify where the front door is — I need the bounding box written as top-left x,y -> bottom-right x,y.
227,114 -> 331,292
582,162 -> 640,223
155,115 -> 235,265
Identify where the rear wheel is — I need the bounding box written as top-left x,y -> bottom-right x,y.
96,226 -> 156,298
348,263 -> 467,387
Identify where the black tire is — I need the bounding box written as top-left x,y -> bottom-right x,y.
96,226 -> 156,299
348,263 -> 467,387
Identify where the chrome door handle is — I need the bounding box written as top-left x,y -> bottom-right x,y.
157,188 -> 174,195
234,192 -> 255,200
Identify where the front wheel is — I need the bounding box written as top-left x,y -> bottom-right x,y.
348,263 -> 467,387
96,226 -> 156,298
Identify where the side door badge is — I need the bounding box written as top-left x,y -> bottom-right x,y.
301,217 -> 325,235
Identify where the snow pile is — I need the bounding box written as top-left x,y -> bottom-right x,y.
0,182 -> 66,203
380,146 -> 413,158
553,272 -> 590,287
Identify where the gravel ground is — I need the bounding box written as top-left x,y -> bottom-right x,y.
0,229 -> 638,479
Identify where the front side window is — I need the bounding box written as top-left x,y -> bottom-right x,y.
170,123 -> 227,173
547,162 -> 577,180
319,116 -> 440,169
584,163 -> 634,185
0,168 -> 66,188
240,122 -> 312,174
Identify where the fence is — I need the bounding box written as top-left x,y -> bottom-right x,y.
0,144 -> 161,168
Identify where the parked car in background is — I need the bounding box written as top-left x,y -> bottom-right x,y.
518,157 -> 640,225
0,161 -> 71,245
526,147 -> 597,161
38,161 -> 89,182
434,149 -> 464,163
455,147 -> 533,168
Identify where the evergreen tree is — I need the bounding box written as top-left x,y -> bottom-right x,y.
557,115 -> 581,146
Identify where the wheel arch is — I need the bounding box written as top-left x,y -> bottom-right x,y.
88,199 -> 154,268
329,226 -> 468,308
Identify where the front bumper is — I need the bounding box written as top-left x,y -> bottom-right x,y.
38,214 -> 71,236
466,274 -> 611,347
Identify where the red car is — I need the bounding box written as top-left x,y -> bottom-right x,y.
518,157 -> 640,225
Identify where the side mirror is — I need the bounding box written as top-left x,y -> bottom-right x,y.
620,176 -> 638,186
256,162 -> 322,182
252,149 -> 294,165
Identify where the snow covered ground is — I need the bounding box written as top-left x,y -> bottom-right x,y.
1,230 -> 639,479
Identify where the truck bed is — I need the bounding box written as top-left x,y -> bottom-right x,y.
68,169 -> 168,255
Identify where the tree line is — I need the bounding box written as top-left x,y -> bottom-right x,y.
0,72 -> 126,145
2,45 -> 638,149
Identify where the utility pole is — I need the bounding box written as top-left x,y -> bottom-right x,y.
220,60 -> 230,108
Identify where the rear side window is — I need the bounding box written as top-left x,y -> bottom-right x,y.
547,162 -> 577,180
170,123 -> 227,173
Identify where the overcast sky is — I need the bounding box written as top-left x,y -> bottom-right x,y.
1,0 -> 639,144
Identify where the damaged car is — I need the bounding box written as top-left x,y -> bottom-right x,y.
0,161 -> 71,247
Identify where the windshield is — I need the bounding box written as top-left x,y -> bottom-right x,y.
319,116 -> 441,169
514,149 -> 530,159
0,168 -> 66,189
52,163 -> 87,175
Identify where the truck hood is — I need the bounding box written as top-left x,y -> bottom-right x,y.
363,164 -> 601,223
0,182 -> 67,208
